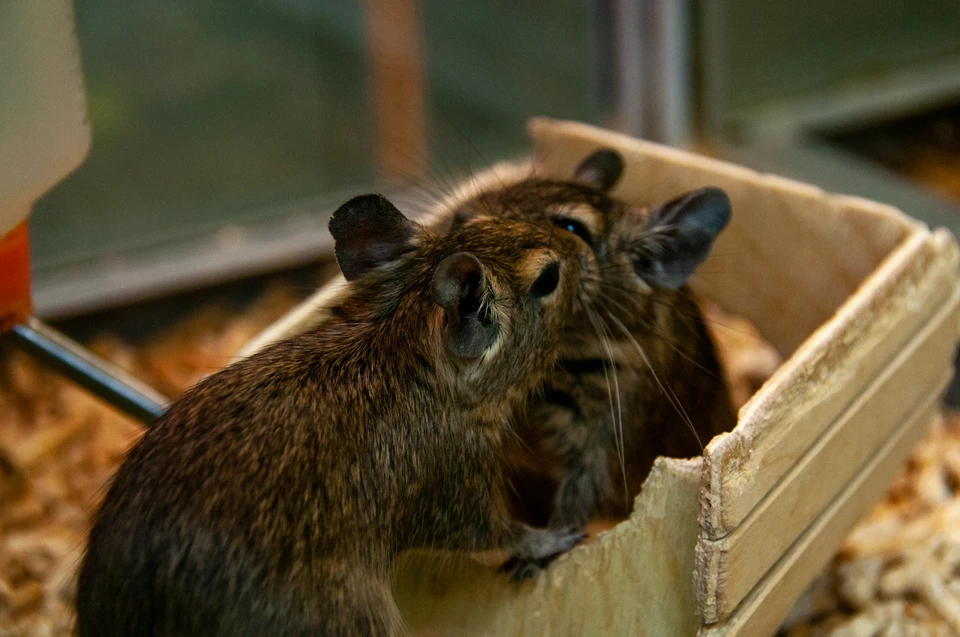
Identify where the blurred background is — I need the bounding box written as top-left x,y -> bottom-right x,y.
29,0 -> 602,321
25,0 -> 960,325
3,3 -> 960,635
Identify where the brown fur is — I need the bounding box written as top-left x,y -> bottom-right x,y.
449,161 -> 737,531
75,203 -> 597,637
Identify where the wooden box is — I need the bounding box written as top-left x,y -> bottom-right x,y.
238,119 -> 960,636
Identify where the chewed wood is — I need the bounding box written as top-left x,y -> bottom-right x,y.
699,403 -> 946,637
526,117 -> 957,541
390,458 -> 703,637
696,287 -> 960,622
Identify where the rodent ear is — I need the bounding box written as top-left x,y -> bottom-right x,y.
329,194 -> 416,281
573,148 -> 624,192
433,252 -> 498,359
633,187 -> 731,289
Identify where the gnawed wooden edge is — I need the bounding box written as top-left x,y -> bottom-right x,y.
696,285 -> 960,622
390,457 -> 702,637
524,116 -> 956,540
699,401 -> 948,637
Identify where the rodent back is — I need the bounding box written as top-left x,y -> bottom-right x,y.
76,192 -> 598,637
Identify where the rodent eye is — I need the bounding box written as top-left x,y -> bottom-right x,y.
529,262 -> 560,299
551,216 -> 593,246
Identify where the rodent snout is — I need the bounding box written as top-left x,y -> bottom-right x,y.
528,262 -> 560,299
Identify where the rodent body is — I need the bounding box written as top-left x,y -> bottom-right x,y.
76,195 -> 593,636
448,150 -> 737,532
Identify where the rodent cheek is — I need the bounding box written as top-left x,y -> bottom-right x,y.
576,252 -> 599,302
606,249 -> 650,294
426,306 -> 447,349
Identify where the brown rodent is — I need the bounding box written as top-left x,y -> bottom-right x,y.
448,149 -> 737,541
75,194 -> 597,637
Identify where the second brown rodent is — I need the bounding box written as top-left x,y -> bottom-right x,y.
75,194 -> 597,636
447,149 -> 737,556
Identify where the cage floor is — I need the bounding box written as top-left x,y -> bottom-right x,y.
779,410 -> 960,637
0,274 -> 952,636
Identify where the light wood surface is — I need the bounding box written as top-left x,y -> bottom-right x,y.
696,287 -> 960,621
391,458 -> 703,637
700,402 -> 947,637
699,229 -> 959,541
238,118 -> 960,635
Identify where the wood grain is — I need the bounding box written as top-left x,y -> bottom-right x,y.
696,286 -> 960,622
391,458 -> 703,637
699,402 -> 947,637
700,229 -> 959,540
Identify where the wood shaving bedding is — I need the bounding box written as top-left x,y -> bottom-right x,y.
781,413 -> 960,637
0,283 -> 303,636
0,273 -> 941,637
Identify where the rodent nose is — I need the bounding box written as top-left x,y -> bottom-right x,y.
529,262 -> 560,298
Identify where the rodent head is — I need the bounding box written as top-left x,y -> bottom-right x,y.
568,150 -> 731,292
448,149 -> 731,352
329,194 -> 593,400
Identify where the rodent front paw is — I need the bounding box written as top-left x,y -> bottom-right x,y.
499,528 -> 586,582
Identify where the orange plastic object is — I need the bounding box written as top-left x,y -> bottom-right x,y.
0,221 -> 32,332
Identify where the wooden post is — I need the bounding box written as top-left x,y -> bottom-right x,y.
362,0 -> 429,183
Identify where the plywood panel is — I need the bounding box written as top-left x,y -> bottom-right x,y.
390,458 -> 702,637
527,117 -> 919,356
700,401 -> 946,637
700,229 -> 958,540
696,287 -> 960,622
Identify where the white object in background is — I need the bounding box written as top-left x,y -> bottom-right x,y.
0,0 -> 90,234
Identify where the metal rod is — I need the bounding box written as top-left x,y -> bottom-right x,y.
644,0 -> 693,147
6,316 -> 168,425
604,0 -> 694,146
613,0 -> 646,137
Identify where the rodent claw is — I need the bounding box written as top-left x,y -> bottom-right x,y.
499,529 -> 587,582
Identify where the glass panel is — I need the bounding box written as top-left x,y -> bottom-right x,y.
30,0 -> 606,274
423,0 -> 602,175
31,1 -> 374,270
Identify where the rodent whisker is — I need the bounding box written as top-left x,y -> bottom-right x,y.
582,274 -> 758,340
583,305 -> 629,512
605,311 -> 704,454
592,289 -> 726,385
